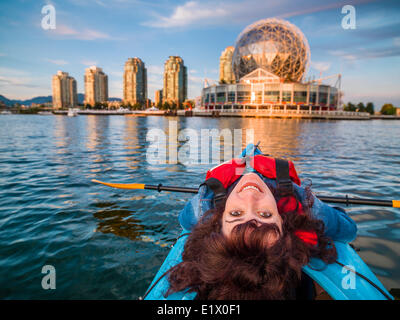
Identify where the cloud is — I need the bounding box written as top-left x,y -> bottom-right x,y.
81,60 -> 98,66
46,59 -> 68,65
142,1 -> 229,28
330,46 -> 400,61
310,61 -> 331,73
108,71 -> 123,77
188,75 -> 203,84
50,24 -> 111,40
142,0 -> 377,29
0,67 -> 40,89
147,65 -> 164,75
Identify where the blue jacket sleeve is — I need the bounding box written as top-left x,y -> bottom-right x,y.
310,196 -> 357,242
178,185 -> 214,231
294,185 -> 357,242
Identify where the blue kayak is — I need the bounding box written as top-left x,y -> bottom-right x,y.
144,231 -> 392,300
144,145 -> 393,300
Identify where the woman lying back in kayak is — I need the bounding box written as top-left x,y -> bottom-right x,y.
165,155 -> 357,300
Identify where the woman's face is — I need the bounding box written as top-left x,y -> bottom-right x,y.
222,173 -> 283,245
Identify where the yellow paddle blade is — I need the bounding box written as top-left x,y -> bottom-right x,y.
393,200 -> 400,208
92,179 -> 145,190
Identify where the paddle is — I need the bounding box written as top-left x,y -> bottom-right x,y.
91,179 -> 400,208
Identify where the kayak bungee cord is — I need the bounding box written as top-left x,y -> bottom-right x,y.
140,232 -> 191,300
91,179 -> 400,208
333,261 -> 393,300
140,233 -> 394,300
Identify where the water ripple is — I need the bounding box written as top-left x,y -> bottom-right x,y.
0,115 -> 399,299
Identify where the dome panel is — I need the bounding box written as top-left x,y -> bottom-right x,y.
232,18 -> 310,82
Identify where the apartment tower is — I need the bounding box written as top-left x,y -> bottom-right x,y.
163,56 -> 187,105
52,71 -> 78,109
123,57 -> 147,106
84,66 -> 108,106
219,46 -> 235,84
154,89 -> 163,106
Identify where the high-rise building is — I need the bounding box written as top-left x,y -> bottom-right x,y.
163,56 -> 187,105
84,66 -> 108,106
52,71 -> 77,109
154,89 -> 163,106
123,57 -> 147,106
219,46 -> 235,84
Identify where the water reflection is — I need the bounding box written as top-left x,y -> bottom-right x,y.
2,115 -> 399,299
123,116 -> 142,171
86,116 -> 113,175
354,236 -> 400,291
92,202 -> 146,241
86,116 -> 110,152
92,201 -> 171,248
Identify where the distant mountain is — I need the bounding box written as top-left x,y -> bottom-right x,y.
77,93 -> 84,104
0,94 -> 122,106
0,94 -> 22,106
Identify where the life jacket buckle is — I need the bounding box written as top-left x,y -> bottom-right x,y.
277,178 -> 294,197
213,192 -> 227,209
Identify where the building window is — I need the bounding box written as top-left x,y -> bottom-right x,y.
264,91 -> 279,102
293,91 -> 307,103
237,91 -> 250,103
309,91 -> 317,104
282,91 -> 291,102
319,92 -> 328,105
252,91 -> 262,103
329,93 -> 337,106
227,92 -> 235,102
217,92 -> 226,103
210,93 -> 215,103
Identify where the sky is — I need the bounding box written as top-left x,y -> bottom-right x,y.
0,0 -> 399,108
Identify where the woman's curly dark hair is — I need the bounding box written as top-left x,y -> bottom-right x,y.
166,184 -> 337,300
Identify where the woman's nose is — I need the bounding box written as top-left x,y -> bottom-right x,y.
252,219 -> 263,227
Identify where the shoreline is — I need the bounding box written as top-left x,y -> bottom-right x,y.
51,109 -> 400,120
2,109 -> 400,120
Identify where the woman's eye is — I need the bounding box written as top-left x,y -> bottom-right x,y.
259,211 -> 272,218
229,211 -> 242,217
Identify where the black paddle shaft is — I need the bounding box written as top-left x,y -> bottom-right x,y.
145,184 -> 395,207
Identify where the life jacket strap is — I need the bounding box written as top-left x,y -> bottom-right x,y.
275,158 -> 294,197
202,177 -> 227,210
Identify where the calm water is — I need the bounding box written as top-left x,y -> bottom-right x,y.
0,114 -> 399,299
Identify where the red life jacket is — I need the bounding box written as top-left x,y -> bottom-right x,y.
204,155 -> 317,246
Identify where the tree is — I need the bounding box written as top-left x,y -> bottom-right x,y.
132,103 -> 142,110
356,102 -> 365,112
380,103 -> 396,115
365,102 -> 374,115
343,102 -> 356,112
162,101 -> 170,110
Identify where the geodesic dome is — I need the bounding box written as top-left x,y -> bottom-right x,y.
232,18 -> 310,82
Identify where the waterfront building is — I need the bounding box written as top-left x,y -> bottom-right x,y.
155,89 -> 163,105
219,46 -> 235,84
84,66 -> 108,106
52,71 -> 77,109
107,100 -> 122,110
202,18 -> 340,111
163,56 -> 187,105
123,57 -> 147,106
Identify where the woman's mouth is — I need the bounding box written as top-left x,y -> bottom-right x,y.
239,182 -> 263,193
